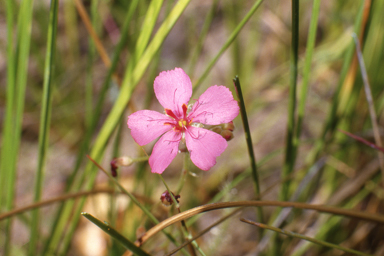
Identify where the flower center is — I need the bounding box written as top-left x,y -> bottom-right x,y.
164,103 -> 192,132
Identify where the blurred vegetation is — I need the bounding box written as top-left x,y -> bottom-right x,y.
0,0 -> 383,255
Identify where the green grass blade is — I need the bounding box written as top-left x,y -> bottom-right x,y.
280,0 -> 299,201
193,0 -> 263,90
241,219 -> 374,256
0,0 -> 16,251
2,0 -> 34,254
294,0 -> 321,150
28,0 -> 59,255
233,76 -> 264,224
81,213 -> 151,256
133,0 -> 163,64
0,0 -> 16,209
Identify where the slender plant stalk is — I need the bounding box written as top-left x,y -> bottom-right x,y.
233,76 -> 264,224
176,153 -> 190,194
159,175 -> 198,256
352,33 -> 384,184
193,0 -> 263,90
0,0 -> 15,253
280,0 -> 299,201
240,219 -> 374,256
81,213 -> 151,256
294,0 -> 321,151
3,0 -> 34,254
28,0 -> 59,254
0,0 -> 15,209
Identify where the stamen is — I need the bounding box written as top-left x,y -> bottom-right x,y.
165,108 -> 178,120
182,103 -> 188,118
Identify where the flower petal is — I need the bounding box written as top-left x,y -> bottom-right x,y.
127,110 -> 174,146
185,126 -> 227,171
154,68 -> 192,117
149,130 -> 181,174
188,85 -> 239,125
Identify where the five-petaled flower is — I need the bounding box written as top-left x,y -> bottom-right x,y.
127,68 -> 239,174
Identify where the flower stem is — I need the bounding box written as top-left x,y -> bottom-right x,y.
159,174 -> 198,256
176,153 -> 189,195
233,76 -> 264,225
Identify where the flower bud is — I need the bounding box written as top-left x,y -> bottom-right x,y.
222,121 -> 235,131
110,156 -> 133,177
221,129 -> 234,141
211,126 -> 222,134
160,190 -> 180,206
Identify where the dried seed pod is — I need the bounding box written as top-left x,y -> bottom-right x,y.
160,190 -> 180,206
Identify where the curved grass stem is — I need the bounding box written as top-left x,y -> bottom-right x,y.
240,218 -> 374,256
138,200 -> 384,246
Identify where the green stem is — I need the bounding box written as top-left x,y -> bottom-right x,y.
295,0 -> 321,150
28,0 -> 59,254
159,174 -> 199,256
280,0 -> 299,201
3,0 -> 34,254
233,76 -> 264,224
176,153 -> 189,195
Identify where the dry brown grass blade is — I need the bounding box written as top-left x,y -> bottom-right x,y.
0,189 -> 151,221
135,201 -> 384,247
338,0 -> 371,112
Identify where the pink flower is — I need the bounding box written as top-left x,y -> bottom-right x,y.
127,68 -> 239,174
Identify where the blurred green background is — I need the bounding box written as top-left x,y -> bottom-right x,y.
0,0 -> 383,255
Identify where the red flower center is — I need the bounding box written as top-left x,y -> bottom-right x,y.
165,104 -> 192,132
